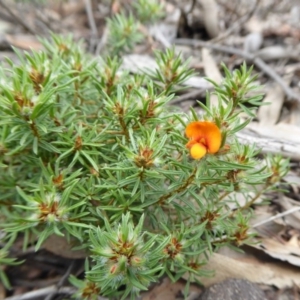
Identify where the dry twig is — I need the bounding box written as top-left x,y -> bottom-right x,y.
252,206 -> 300,228
172,89 -> 208,104
84,0 -> 98,52
0,0 -> 38,35
95,26 -> 109,55
44,261 -> 75,300
5,286 -> 76,300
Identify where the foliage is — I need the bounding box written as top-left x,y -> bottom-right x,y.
0,2 -> 289,299
133,0 -> 165,23
0,233 -> 22,289
106,0 -> 164,56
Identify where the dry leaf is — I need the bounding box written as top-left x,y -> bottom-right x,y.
201,48 -> 222,84
42,235 -> 87,259
251,237 -> 300,267
5,35 -> 43,51
257,84 -> 285,126
288,102 -> 300,127
245,16 -> 264,33
250,205 -> 285,238
249,196 -> 300,267
258,74 -> 292,126
185,252 -> 300,288
283,171 -> 300,194
60,0 -> 85,16
149,2 -> 180,47
141,277 -> 202,300
0,20 -> 12,34
284,171 -> 300,187
256,46 -> 299,61
275,196 -> 300,230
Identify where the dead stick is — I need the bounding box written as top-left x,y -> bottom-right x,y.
174,38 -> 300,102
84,0 -> 98,53
172,89 -> 207,104
5,286 -> 75,300
252,206 -> 300,228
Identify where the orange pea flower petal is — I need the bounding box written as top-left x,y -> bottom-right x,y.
190,143 -> 207,160
205,128 -> 221,154
186,121 -> 212,138
185,121 -> 221,155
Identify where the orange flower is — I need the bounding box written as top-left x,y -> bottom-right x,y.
185,121 -> 221,159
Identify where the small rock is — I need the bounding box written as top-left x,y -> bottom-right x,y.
199,279 -> 266,300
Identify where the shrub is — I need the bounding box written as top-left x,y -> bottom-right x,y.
0,3 -> 289,299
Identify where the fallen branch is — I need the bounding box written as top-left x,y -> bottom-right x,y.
174,38 -> 300,102
4,285 -> 107,300
236,128 -> 300,160
5,286 -> 76,300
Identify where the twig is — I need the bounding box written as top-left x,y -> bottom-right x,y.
0,0 -> 38,35
174,38 -> 300,102
252,206 -> 300,228
217,0 -> 243,18
84,0 -> 98,52
35,8 -> 59,33
5,286 -> 76,300
211,0 -> 259,43
95,26 -> 109,55
44,261 -> 75,300
13,277 -> 61,288
172,89 -> 207,104
210,204 -> 300,244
